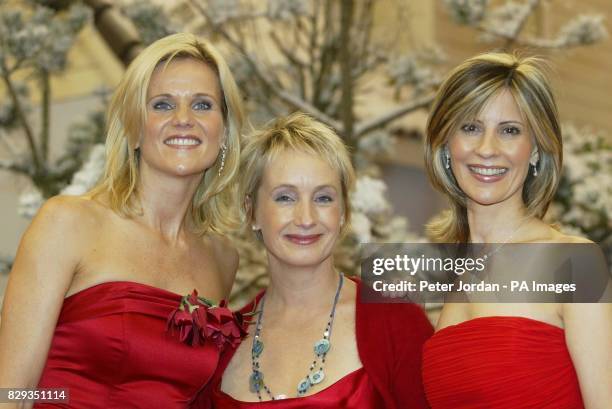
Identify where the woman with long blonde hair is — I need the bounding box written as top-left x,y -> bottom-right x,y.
0,33 -> 245,408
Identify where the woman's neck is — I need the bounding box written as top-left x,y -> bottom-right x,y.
467,195 -> 531,243
136,164 -> 204,243
264,257 -> 340,314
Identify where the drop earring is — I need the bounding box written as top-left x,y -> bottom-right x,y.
530,149 -> 539,177
218,144 -> 227,176
445,150 -> 451,169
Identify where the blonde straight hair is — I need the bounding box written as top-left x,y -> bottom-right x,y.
425,52 -> 562,242
90,33 -> 244,234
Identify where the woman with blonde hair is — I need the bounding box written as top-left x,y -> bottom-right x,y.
0,33 -> 245,408
421,52 -> 612,408
201,112 -> 433,409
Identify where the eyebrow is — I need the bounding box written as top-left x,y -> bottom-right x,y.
271,184 -> 338,191
147,93 -> 219,102
464,119 -> 523,125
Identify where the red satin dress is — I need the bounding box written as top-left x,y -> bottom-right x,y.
211,367 -> 385,408
422,316 -> 585,409
35,281 -> 219,409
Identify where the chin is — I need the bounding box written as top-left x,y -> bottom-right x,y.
162,158 -> 214,177
465,188 -> 523,208
276,249 -> 334,270
470,197 -> 508,207
173,165 -> 206,176
285,259 -> 327,269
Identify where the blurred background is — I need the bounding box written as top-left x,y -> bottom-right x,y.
1,0 -> 610,305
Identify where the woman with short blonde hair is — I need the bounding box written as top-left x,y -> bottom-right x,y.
238,112 -> 355,237
204,112 -> 432,409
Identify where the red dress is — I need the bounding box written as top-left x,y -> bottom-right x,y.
198,277 -> 432,409
35,281 -> 219,409
211,367 -> 385,408
422,316 -> 585,409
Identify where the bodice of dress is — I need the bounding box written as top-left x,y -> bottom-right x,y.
35,281 -> 219,409
211,367 -> 385,408
422,316 -> 584,409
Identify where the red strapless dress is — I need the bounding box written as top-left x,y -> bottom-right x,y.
422,316 -> 585,409
35,281 -> 219,409
211,367 -> 385,408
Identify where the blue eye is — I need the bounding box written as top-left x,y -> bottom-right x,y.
274,194 -> 294,203
193,101 -> 212,110
502,126 -> 521,135
153,101 -> 173,110
461,123 -> 480,134
315,195 -> 333,203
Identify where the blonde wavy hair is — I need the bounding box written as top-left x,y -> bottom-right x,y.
90,33 -> 244,234
425,52 -> 562,243
238,112 -> 355,239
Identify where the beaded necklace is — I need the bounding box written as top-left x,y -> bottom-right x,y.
249,272 -> 344,401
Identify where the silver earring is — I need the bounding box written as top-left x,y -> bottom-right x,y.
445,152 -> 450,169
218,145 -> 227,176
530,149 -> 539,177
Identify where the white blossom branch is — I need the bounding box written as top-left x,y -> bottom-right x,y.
189,0 -> 342,131
503,0 -> 540,48
0,69 -> 42,173
354,92 -> 435,138
0,158 -> 30,175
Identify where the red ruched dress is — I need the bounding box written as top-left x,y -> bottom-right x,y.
211,367 -> 384,408
422,316 -> 585,409
35,281 -> 219,409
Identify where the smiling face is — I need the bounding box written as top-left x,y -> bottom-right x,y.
253,149 -> 344,270
140,58 -> 225,178
447,89 -> 536,209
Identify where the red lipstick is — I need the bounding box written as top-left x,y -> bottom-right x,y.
284,234 -> 323,245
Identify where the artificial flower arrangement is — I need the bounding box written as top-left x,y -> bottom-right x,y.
166,290 -> 248,350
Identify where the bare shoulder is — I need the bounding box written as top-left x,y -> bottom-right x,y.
38,194 -> 104,219
546,227 -> 592,244
27,195 -> 113,251
30,195 -> 98,236
6,196 -> 106,312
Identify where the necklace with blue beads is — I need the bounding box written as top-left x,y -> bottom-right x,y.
249,272 -> 344,401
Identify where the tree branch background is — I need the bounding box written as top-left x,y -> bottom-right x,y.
0,0 -> 610,308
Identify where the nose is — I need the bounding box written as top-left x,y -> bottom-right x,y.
172,104 -> 194,127
474,128 -> 499,158
294,200 -> 316,229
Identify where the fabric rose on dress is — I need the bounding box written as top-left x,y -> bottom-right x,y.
166,290 -> 247,350
202,300 -> 248,350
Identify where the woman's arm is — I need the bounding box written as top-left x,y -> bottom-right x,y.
0,196 -> 87,408
563,302 -> 612,409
